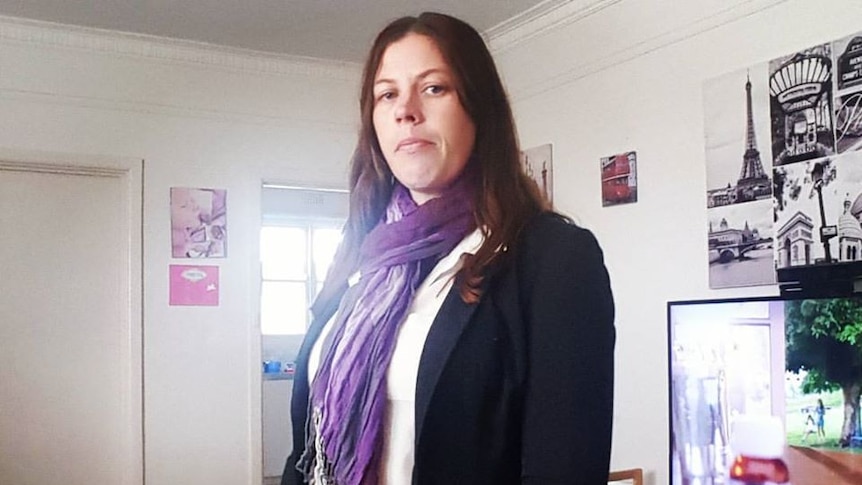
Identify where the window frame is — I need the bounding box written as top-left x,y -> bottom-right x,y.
260,216 -> 344,335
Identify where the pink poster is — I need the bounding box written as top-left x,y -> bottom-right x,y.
170,187 -> 227,258
169,265 -> 219,306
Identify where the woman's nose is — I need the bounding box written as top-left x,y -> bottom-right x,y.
394,93 -> 422,124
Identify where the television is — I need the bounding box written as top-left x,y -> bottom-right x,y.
667,295 -> 862,485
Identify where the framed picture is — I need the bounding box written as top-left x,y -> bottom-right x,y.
170,187 -> 227,258
169,265 -> 219,306
601,151 -> 637,207
521,143 -> 553,206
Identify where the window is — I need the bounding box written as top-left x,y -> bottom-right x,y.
260,222 -> 343,335
260,185 -> 348,335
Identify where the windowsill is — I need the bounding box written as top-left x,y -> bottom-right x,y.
263,372 -> 295,381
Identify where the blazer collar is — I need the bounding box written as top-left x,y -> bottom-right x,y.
301,230 -> 497,445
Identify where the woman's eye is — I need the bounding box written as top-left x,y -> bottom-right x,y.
377,91 -> 395,101
424,85 -> 445,95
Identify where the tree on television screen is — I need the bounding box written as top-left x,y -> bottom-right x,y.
785,297 -> 862,447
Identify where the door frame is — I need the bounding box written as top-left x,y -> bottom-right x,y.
0,148 -> 144,485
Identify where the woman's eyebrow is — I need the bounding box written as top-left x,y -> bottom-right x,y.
374,67 -> 450,86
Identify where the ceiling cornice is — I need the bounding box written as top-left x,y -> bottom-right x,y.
488,0 -> 790,102
486,0 -> 621,53
0,15 -> 361,80
0,2 -> 612,81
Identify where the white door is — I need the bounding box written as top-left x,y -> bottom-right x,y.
0,152 -> 143,485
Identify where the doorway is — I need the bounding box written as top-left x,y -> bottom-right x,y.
259,184 -> 347,483
0,152 -> 143,485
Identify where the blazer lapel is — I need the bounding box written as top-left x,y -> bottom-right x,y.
414,283 -> 480,442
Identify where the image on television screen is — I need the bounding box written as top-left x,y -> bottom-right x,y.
668,296 -> 862,485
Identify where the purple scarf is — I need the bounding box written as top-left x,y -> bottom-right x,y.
299,177 -> 475,485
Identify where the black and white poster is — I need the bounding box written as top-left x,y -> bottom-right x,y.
707,199 -> 775,288
703,29 -> 862,289
834,33 -> 862,154
773,151 -> 862,268
704,65 -> 773,209
768,42 -> 835,167
703,65 -> 775,288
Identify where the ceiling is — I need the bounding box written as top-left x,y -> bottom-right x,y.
0,0 -> 549,62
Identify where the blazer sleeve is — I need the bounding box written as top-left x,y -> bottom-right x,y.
519,217 -> 615,484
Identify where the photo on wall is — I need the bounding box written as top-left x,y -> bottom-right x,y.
833,32 -> 862,154
600,151 -> 637,207
768,42 -> 836,167
773,151 -> 862,269
704,65 -> 773,209
170,187 -> 227,258
521,143 -> 554,207
169,264 -> 219,306
707,198 -> 775,288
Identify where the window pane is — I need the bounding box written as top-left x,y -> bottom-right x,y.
260,226 -> 307,280
261,281 -> 308,335
312,227 -> 343,282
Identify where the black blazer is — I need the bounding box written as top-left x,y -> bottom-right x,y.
282,212 -> 615,485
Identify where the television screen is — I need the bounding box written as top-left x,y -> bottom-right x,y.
668,296 -> 862,485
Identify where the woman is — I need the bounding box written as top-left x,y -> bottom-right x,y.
282,12 -> 615,485
816,398 -> 826,441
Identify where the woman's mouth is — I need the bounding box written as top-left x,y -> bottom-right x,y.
396,137 -> 434,152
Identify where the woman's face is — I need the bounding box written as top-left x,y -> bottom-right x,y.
372,33 -> 476,205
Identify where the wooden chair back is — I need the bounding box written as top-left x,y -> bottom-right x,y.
608,468 -> 644,485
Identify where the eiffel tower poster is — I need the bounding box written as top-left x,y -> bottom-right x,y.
704,65 -> 776,288
704,65 -> 773,209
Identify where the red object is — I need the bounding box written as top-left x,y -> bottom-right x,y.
729,455 -> 790,483
601,154 -> 632,204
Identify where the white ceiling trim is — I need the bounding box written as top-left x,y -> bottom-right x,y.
0,3 -> 610,82
487,0 -> 621,54
0,15 -> 361,80
0,88 -> 357,133
0,3 -> 612,82
503,0 -> 790,102
0,1 -> 794,107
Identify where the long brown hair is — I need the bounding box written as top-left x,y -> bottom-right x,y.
336,12 -> 547,304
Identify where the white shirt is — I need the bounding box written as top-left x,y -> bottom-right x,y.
307,228 -> 483,484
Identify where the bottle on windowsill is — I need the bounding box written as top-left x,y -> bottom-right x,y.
728,415 -> 790,485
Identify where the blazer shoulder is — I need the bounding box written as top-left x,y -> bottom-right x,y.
518,211 -> 603,258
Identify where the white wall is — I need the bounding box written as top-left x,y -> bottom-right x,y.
0,17 -> 360,484
492,0 -> 862,482
6,1 -> 862,483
